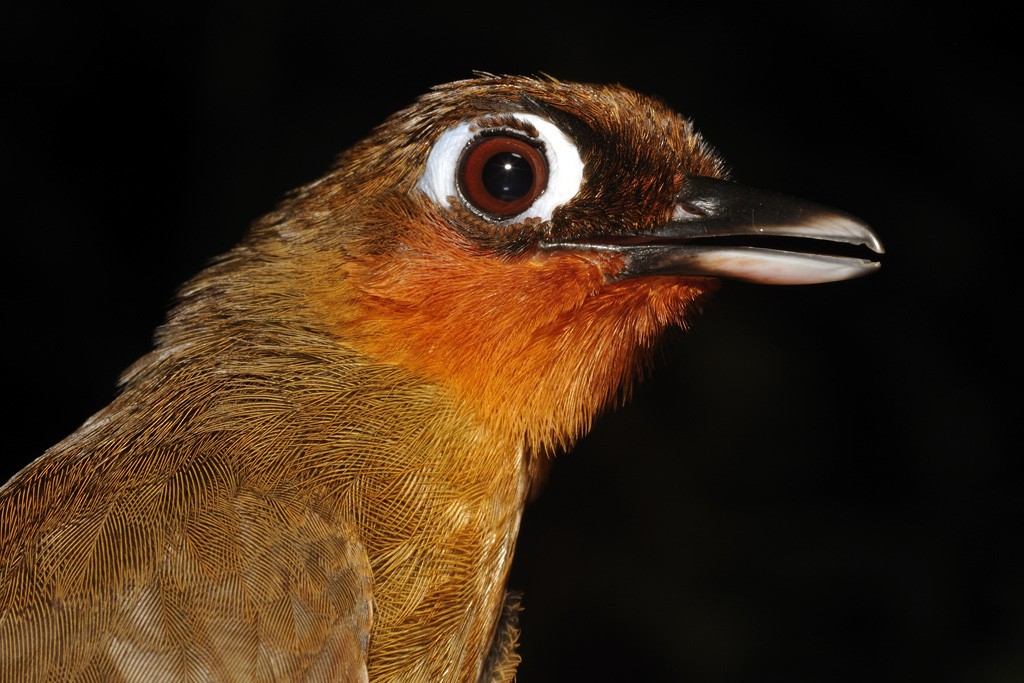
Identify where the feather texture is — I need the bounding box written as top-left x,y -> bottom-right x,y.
2,75 -> 741,681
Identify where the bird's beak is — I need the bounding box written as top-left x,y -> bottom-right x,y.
541,175 -> 884,284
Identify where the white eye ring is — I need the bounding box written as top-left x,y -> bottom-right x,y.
418,113 -> 584,223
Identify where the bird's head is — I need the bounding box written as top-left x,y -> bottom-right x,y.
235,75 -> 882,457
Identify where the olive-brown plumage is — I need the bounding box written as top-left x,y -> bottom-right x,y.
0,75 -> 881,681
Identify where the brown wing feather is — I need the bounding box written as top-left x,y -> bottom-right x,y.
0,440 -> 373,683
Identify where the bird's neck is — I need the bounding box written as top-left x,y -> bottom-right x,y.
118,213 -> 710,679
124,255 -> 531,680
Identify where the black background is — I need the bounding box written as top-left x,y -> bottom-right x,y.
4,3 -> 1017,682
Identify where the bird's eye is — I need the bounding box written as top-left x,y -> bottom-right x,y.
457,135 -> 548,219
418,113 -> 584,225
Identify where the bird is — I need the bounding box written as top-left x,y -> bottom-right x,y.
0,74 -> 882,682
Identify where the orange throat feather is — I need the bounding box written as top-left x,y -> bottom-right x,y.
308,213 -> 717,461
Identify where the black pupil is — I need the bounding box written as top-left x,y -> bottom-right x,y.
481,152 -> 533,201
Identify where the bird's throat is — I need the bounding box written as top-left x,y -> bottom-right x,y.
307,222 -> 715,461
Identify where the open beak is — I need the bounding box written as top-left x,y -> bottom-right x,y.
541,175 -> 884,285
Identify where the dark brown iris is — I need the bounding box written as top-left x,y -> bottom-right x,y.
458,135 -> 548,219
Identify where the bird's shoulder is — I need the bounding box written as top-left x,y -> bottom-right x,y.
0,427 -> 374,682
